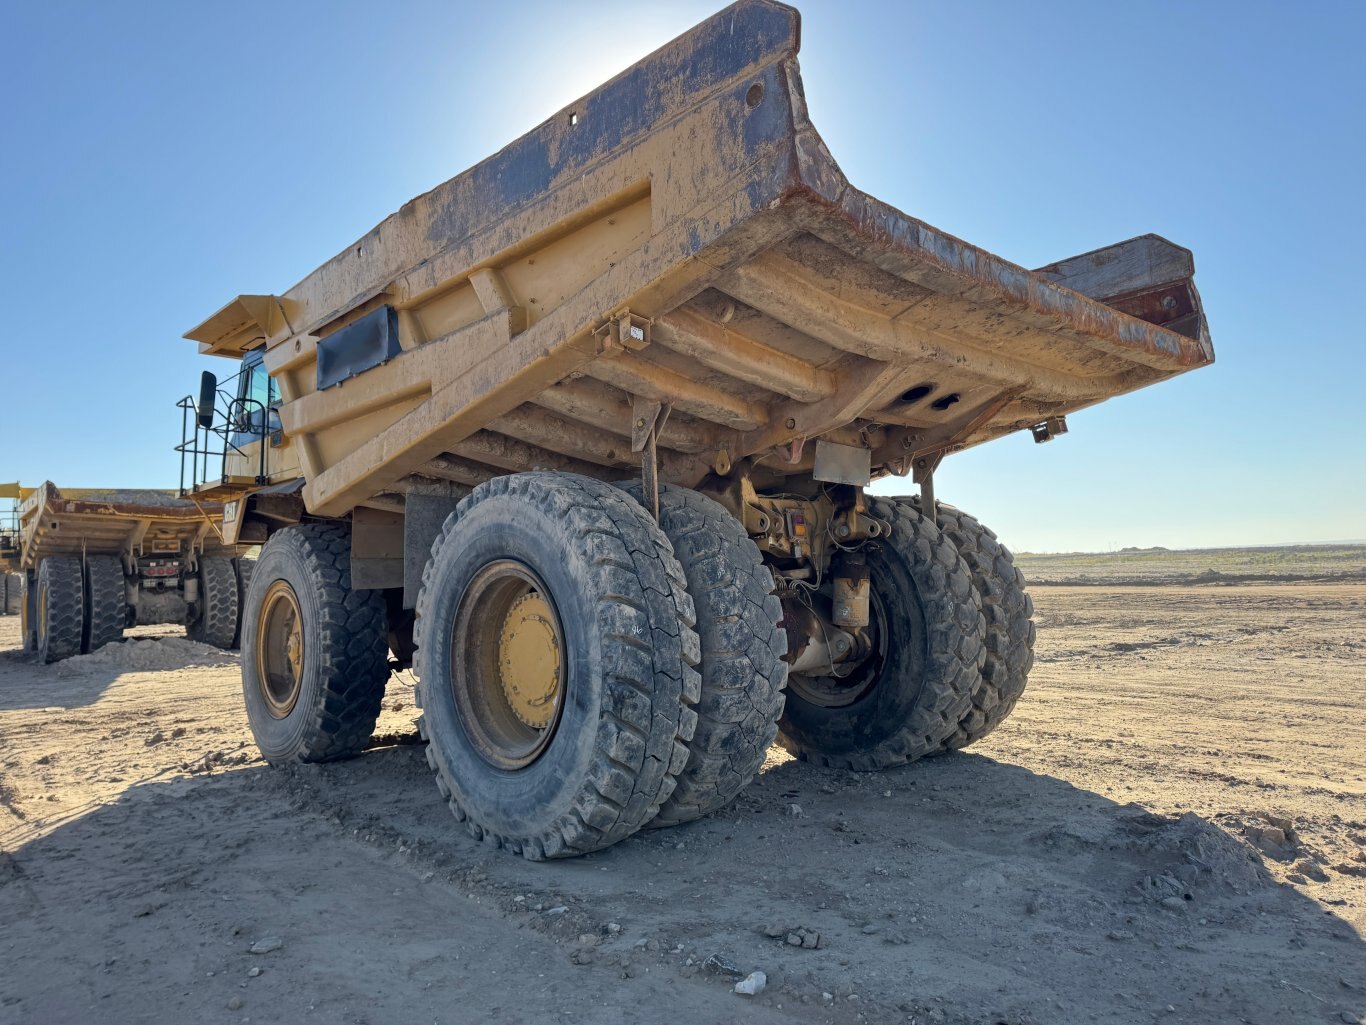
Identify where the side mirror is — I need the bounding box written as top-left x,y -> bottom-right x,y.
197,372 -> 217,429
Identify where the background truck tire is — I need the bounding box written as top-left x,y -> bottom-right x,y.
36,556 -> 84,664
903,498 -> 1035,750
620,482 -> 787,826
231,556 -> 256,649
241,523 -> 388,763
2,573 -> 20,615
20,572 -> 37,653
414,472 -> 701,860
188,557 -> 239,650
82,555 -> 126,654
777,496 -> 984,769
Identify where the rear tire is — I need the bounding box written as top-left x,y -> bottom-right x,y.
20,571 -> 37,653
415,472 -> 701,859
187,557 -> 239,649
241,524 -> 390,764
777,496 -> 983,769
904,499 -> 1034,749
620,482 -> 787,826
36,556 -> 84,664
82,555 -> 126,654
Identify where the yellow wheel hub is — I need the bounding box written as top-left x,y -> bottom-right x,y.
496,592 -> 561,728
257,580 -> 305,718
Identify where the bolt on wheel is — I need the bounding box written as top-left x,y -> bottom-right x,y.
452,561 -> 566,770
256,579 -> 306,718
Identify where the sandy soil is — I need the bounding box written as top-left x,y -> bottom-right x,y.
1,583 -> 1363,1025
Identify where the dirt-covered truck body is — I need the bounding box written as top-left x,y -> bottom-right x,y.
2,481 -> 251,662
184,1 -> 1213,859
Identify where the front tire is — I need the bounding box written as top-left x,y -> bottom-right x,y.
777,497 -> 984,769
241,524 -> 390,764
36,556 -> 84,664
415,472 -> 701,859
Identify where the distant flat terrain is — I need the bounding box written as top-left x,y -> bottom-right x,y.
1016,542 -> 1366,585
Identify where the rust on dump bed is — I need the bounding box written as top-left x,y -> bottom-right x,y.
186,0 -> 1213,519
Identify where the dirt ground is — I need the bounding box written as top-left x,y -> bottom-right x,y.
1,581 -> 1363,1025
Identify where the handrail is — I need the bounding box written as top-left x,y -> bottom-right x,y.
175,364 -> 271,495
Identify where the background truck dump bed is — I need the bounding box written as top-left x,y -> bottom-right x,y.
3,482 -> 250,661
186,0 -> 1212,519
10,482 -> 236,570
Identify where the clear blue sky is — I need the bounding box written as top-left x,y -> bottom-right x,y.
2,1 -> 1362,552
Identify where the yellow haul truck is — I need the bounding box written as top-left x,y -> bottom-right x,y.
182,1 -> 1213,859
0,482 -> 251,662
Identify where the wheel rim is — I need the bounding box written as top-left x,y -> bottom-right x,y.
451,560 -> 566,770
256,580 -> 305,718
787,587 -> 892,708
37,583 -> 47,649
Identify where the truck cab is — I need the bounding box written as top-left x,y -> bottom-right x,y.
178,348 -> 299,506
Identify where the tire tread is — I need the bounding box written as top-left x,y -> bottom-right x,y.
777,497 -> 983,769
189,557 -> 239,650
37,556 -> 83,663
249,524 -> 389,763
621,483 -> 788,826
414,473 -> 700,859
904,498 -> 1034,749
83,555 -> 126,653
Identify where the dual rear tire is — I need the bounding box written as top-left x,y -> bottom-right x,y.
239,476 -> 766,857
776,496 -> 1034,764
617,483 -> 788,827
27,555 -> 120,663
925,500 -> 1035,749
23,553 -> 251,663
414,473 -> 704,858
776,496 -> 985,768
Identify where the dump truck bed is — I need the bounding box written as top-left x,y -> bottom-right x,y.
188,0 -> 1212,517
12,482 -> 238,571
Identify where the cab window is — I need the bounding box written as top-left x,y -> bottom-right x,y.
234,356 -> 279,436
240,357 -> 274,412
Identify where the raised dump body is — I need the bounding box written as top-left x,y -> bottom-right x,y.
186,0 -> 1209,525
2,482 -> 251,662
184,1 -> 1213,859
